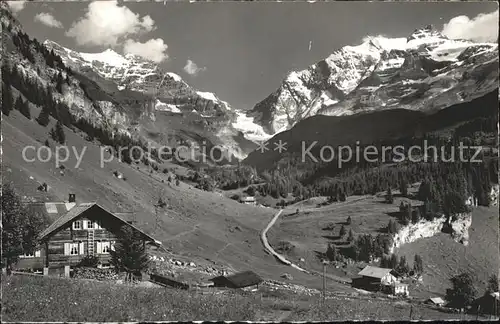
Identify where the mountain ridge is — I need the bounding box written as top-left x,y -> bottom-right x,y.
248,25 -> 498,135
43,39 -> 271,152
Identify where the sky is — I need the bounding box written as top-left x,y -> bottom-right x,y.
7,1 -> 499,111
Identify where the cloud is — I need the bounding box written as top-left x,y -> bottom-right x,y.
34,12 -> 63,28
183,59 -> 206,76
123,38 -> 168,63
66,0 -> 156,47
6,1 -> 26,13
441,10 -> 498,43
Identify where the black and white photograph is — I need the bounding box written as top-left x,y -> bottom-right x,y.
1,0 -> 498,321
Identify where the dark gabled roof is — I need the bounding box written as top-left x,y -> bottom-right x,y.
38,203 -> 161,245
26,202 -> 75,224
210,270 -> 263,288
38,202 -> 95,240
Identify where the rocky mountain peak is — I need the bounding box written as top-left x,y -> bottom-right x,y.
248,27 -> 498,135
407,24 -> 448,43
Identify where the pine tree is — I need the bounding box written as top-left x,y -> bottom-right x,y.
36,105 -> 50,126
109,225 -> 150,282
402,203 -> 411,225
387,219 -> 398,234
50,121 -> 65,144
413,254 -> 424,275
19,99 -> 31,119
412,208 -> 421,224
347,229 -> 354,242
385,187 -> 394,204
397,255 -> 410,275
339,224 -> 347,238
390,254 -> 398,269
2,81 -> 14,115
14,96 -> 24,111
380,255 -> 390,268
346,216 -> 352,225
326,243 -> 338,261
400,178 -> 408,197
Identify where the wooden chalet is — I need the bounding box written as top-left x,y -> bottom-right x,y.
209,270 -> 263,289
15,195 -> 161,276
425,297 -> 446,307
351,266 -> 399,292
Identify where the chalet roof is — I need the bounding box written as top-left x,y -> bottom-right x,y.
38,203 -> 161,245
428,297 -> 445,305
358,266 -> 393,279
241,196 -> 256,201
26,202 -> 76,224
210,270 -> 262,288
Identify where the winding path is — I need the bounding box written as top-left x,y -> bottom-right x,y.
260,197 -> 371,284
260,209 -> 310,273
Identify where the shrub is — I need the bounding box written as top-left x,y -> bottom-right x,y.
78,255 -> 100,268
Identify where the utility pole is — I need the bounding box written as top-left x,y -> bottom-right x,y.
322,260 -> 327,305
409,304 -> 413,320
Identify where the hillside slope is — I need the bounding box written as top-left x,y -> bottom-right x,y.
1,106 -> 341,290
244,89 -> 498,170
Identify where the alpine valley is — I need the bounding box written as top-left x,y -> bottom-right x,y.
2,1 -> 499,322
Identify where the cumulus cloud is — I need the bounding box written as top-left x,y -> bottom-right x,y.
441,10 -> 498,43
123,38 -> 168,63
66,0 -> 156,47
34,12 -> 63,28
6,1 -> 26,13
183,59 -> 206,76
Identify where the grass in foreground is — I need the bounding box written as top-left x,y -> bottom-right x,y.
3,274 -> 492,322
2,275 -> 258,322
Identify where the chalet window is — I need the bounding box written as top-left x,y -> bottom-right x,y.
65,243 -> 83,255
96,241 -> 111,254
21,250 -> 41,258
102,242 -> 110,254
87,220 -> 94,229
70,243 -> 79,255
21,251 -> 34,258
72,221 -> 82,230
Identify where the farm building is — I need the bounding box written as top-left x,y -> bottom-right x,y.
240,196 -> 256,206
14,195 -> 161,276
209,270 -> 263,289
392,282 -> 409,297
425,297 -> 446,307
351,266 -> 399,292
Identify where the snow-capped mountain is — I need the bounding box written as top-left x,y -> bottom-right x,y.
249,25 -> 499,135
43,40 -> 270,155
44,40 -> 232,119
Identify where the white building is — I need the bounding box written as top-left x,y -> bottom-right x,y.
240,196 -> 256,206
